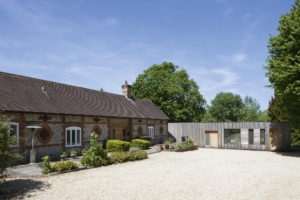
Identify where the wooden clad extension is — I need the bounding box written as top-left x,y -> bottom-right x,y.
168,122 -> 291,151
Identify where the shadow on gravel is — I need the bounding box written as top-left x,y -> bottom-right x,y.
0,179 -> 50,200
276,151 -> 300,158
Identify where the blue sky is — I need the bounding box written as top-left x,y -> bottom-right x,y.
0,0 -> 295,110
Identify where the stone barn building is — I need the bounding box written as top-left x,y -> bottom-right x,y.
0,72 -> 169,162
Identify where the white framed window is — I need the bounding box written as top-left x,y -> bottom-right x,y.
148,126 -> 154,139
6,122 -> 19,147
66,126 -> 81,147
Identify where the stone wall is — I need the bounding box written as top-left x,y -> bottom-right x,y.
3,112 -> 168,162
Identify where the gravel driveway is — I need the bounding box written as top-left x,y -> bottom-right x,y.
1,149 -> 300,200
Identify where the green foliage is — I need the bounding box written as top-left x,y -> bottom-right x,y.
187,138 -> 194,146
70,150 -> 77,156
129,147 -> 140,153
241,96 -> 261,121
0,117 -> 21,183
106,139 -> 130,152
201,111 -> 218,122
208,92 -> 244,122
0,120 -> 9,182
130,139 -> 150,150
164,141 -> 171,145
265,0 -> 300,130
257,110 -> 271,122
291,129 -> 300,148
42,156 -> 52,174
131,62 -> 206,122
177,141 -> 193,150
42,156 -> 78,174
109,151 -> 148,163
80,132 -> 109,167
51,161 -> 78,172
61,152 -> 67,157
268,96 -> 288,122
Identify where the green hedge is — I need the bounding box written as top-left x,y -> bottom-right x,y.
130,139 -> 151,150
109,151 -> 148,163
50,160 -> 78,173
106,140 -> 130,152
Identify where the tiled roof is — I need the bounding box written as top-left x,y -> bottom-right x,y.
0,72 -> 169,120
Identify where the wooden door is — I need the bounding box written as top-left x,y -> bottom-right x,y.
269,129 -> 279,151
205,131 -> 218,148
210,132 -> 218,148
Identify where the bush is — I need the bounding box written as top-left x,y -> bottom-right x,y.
70,150 -> 77,156
130,139 -> 150,150
187,138 -> 194,146
164,141 -> 171,145
42,156 -> 52,174
129,147 -> 140,153
81,132 -> 109,167
106,140 -> 130,152
109,151 -> 148,164
51,161 -> 78,172
177,141 -> 194,150
42,156 -> 78,174
0,118 -> 21,183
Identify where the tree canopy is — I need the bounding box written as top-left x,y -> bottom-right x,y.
207,92 -> 244,122
131,62 -> 206,122
242,96 -> 261,122
202,92 -> 269,122
265,0 -> 300,129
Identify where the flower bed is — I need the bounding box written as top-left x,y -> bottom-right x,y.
173,145 -> 199,152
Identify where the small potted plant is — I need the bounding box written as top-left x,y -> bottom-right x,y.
70,150 -> 77,158
60,152 -> 67,160
164,141 -> 171,150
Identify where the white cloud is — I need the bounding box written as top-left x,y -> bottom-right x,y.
232,53 -> 246,63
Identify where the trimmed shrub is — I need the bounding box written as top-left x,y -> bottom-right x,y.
129,147 -> 140,153
130,139 -> 150,150
81,132 -> 109,167
109,151 -> 148,163
42,156 -> 52,174
51,161 -> 78,172
106,140 -> 130,152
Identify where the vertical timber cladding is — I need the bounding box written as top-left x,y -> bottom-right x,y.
168,122 -> 291,151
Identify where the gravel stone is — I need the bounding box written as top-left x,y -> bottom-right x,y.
3,149 -> 300,200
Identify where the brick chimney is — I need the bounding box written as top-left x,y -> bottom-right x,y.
122,81 -> 132,99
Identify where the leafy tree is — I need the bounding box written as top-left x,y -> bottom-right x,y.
0,119 -> 10,183
208,92 -> 244,122
265,0 -> 300,130
0,116 -> 20,183
257,110 -> 270,122
241,96 -> 261,121
268,96 -> 288,122
131,62 -> 206,122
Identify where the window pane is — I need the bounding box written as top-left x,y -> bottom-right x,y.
206,133 -> 210,145
67,130 -> 70,145
9,125 -> 17,145
77,130 -> 80,145
72,130 -> 76,145
249,129 -> 254,145
260,129 -> 265,145
224,129 -> 241,145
